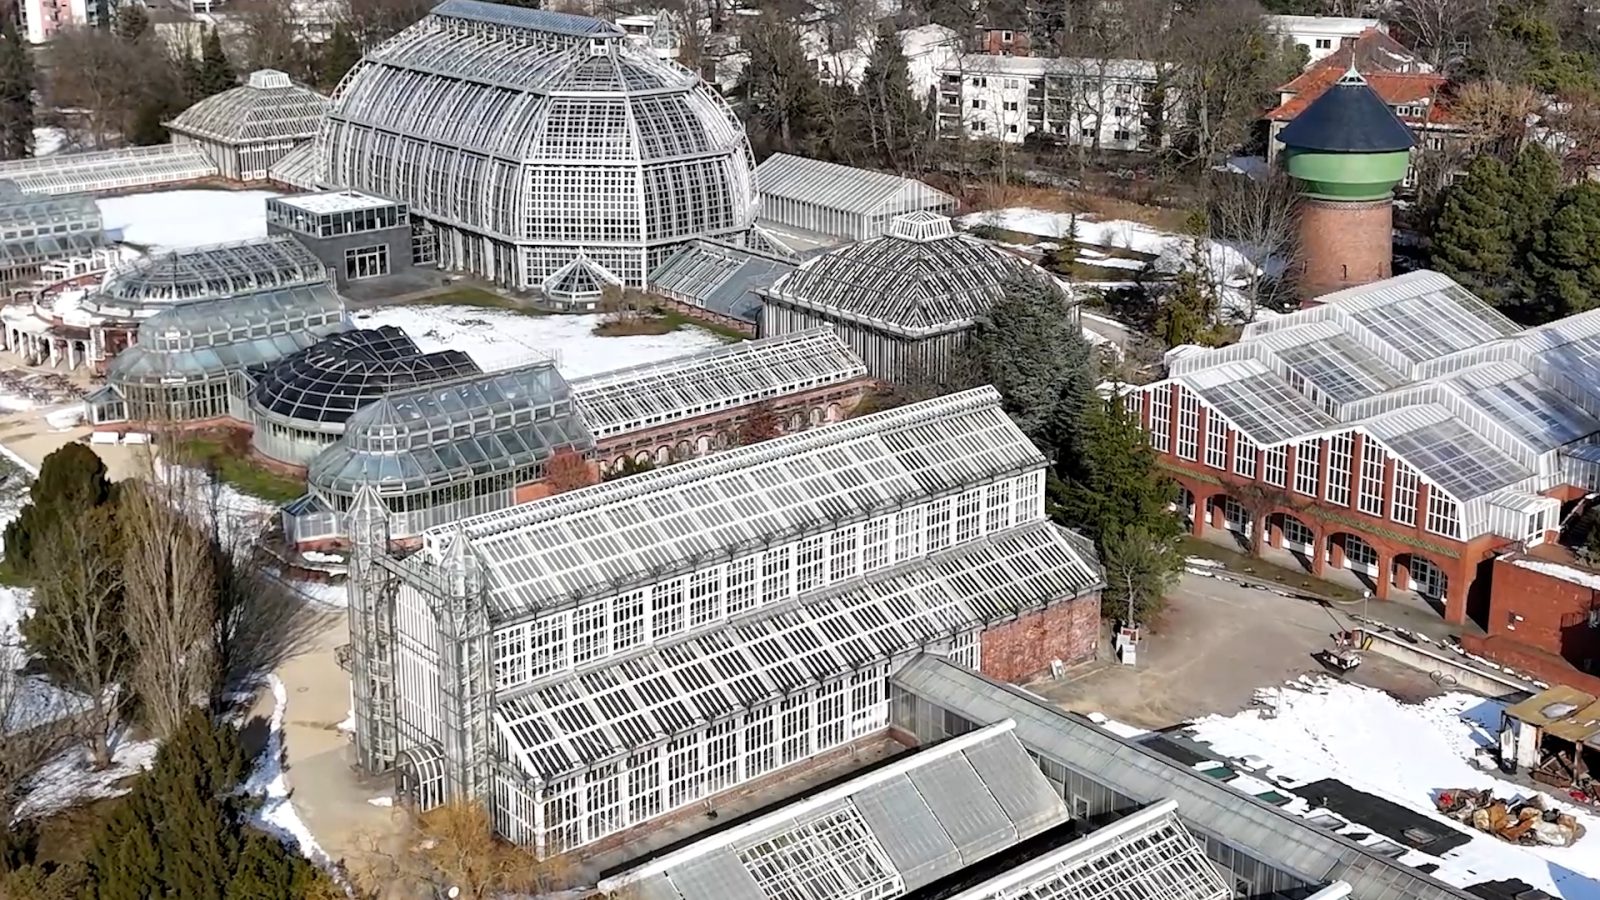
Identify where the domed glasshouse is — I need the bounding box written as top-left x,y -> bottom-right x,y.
167,70 -> 330,182
318,0 -> 759,290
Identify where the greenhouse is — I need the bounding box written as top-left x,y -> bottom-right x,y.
267,141 -> 319,191
755,153 -> 959,242
319,0 -> 758,291
290,361 -> 595,547
0,144 -> 218,196
249,326 -> 481,468
168,70 -> 330,181
647,238 -> 795,334
81,235 -> 329,322
345,387 -> 1106,853
88,283 -> 349,425
760,211 -> 1074,383
0,179 -> 105,284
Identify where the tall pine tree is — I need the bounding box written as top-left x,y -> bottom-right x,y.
317,23 -> 361,91
737,20 -> 823,157
1505,143 -> 1561,305
197,28 -> 237,98
1054,390 -> 1179,549
966,273 -> 1095,452
1429,154 -> 1514,305
1531,181 -> 1600,319
857,25 -> 925,170
0,16 -> 36,161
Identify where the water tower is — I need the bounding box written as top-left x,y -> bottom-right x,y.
1278,69 -> 1416,304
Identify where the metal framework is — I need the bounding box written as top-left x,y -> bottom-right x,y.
760,212 -> 1074,383
0,180 -> 104,281
317,0 -> 758,290
647,238 -> 795,329
598,721 -> 1071,900
348,387 -> 1105,856
83,235 -> 328,316
267,140 -> 319,190
570,328 -> 866,438
755,153 -> 958,241
250,326 -> 480,467
1143,270 -> 1600,542
168,69 -> 330,180
0,144 -> 219,196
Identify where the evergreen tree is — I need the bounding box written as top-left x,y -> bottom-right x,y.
737,20 -> 823,157
2,443 -> 115,580
1155,263 -> 1220,348
1049,213 -> 1079,274
1054,391 -> 1179,549
196,29 -> 237,98
317,23 -> 361,91
857,25 -> 925,170
1531,181 -> 1600,319
966,274 -> 1095,450
0,16 -> 36,161
115,2 -> 150,42
176,44 -> 205,104
1505,143 -> 1561,303
1100,523 -> 1182,625
1429,154 -> 1514,304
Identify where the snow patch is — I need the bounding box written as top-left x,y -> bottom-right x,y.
247,674 -> 329,866
45,403 -> 86,431
97,189 -> 279,251
366,796 -> 394,808
1189,678 -> 1600,898
16,734 -> 159,820
32,127 -> 67,157
1510,557 -> 1600,591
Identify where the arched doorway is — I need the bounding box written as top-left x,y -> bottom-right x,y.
1204,493 -> 1253,550
1266,512 -> 1316,571
395,743 -> 448,812
1328,532 -> 1380,577
1395,553 -> 1449,602
1173,487 -> 1196,528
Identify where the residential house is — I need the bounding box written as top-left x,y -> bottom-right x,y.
1262,15 -> 1387,65
936,53 -> 1176,150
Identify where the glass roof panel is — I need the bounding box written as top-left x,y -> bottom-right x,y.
251,326 -> 480,425
1372,411 -> 1532,500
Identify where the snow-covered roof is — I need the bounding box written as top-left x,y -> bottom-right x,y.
755,153 -> 956,219
167,70 -> 329,145
599,721 -> 1071,899
569,328 -> 866,438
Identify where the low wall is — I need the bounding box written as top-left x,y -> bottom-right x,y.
1461,634 -> 1600,696
1361,630 -> 1535,701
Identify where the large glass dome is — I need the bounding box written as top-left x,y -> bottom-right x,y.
316,0 -> 758,290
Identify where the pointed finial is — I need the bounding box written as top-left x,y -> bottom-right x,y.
1338,66 -> 1366,86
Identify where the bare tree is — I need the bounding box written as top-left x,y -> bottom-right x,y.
1165,0 -> 1295,167
236,0 -> 310,79
25,508 -> 126,769
1393,0 -> 1493,72
1208,169 -> 1302,320
350,801 -> 572,899
1450,79 -> 1542,161
119,461 -> 219,740
0,636 -> 71,824
344,0 -> 434,48
43,27 -> 149,148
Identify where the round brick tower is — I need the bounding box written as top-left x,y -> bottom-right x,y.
1279,69 -> 1416,304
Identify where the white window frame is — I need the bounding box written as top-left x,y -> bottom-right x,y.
1325,433 -> 1353,507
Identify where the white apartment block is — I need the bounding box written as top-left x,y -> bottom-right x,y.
935,54 -> 1175,151
1262,15 -> 1387,64
16,0 -> 91,44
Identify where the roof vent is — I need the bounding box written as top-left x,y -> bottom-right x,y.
248,69 -> 294,89
1542,701 -> 1580,719
1337,66 -> 1366,86
887,211 -> 955,242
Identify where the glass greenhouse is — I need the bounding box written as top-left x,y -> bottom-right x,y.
318,0 -> 758,291
291,361 -> 595,546
0,145 -> 218,196
0,179 -> 105,283
647,238 -> 795,333
755,153 -> 959,242
81,235 -> 329,321
168,70 -> 330,181
89,283 -> 349,424
249,327 -> 481,467
760,212 -> 1075,383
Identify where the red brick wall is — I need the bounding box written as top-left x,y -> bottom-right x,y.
1297,198 -> 1394,302
974,28 -> 1032,55
1487,557 -> 1600,672
1461,634 -> 1600,695
980,595 -> 1101,682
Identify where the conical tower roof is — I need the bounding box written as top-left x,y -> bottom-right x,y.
1278,69 -> 1416,154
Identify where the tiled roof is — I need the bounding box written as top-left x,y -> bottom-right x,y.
1268,28 -> 1454,126
1277,71 -> 1416,153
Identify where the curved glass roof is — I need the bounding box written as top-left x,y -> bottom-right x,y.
570,328 -> 867,437
251,326 -> 480,425
168,70 -> 330,145
83,236 -> 328,318
765,213 -> 1065,337
308,361 -> 595,496
0,179 -> 105,269
106,284 -> 349,385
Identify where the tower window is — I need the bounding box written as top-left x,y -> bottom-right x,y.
1342,264 -> 1348,280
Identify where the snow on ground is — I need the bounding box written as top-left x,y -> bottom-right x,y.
16,733 -> 159,820
97,189 -> 279,251
32,127 -> 67,157
247,674 -> 329,866
45,403 -> 85,431
357,305 -> 726,377
1189,677 -> 1600,899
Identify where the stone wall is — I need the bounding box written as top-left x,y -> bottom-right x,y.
979,594 -> 1101,682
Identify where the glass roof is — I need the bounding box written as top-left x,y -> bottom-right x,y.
0,145 -> 218,196
570,328 -> 866,437
449,387 -> 1041,619
1341,277 -> 1519,365
1365,407 -> 1532,501
1447,362 -> 1600,452
1180,361 -> 1335,447
647,239 -> 794,323
86,236 -> 327,312
1273,331 -> 1405,406
251,326 -> 480,425
755,153 -> 957,218
542,254 -> 620,300
307,362 -> 595,496
106,284 -> 348,385
767,216 -> 1065,336
495,519 -> 1101,779
167,69 -> 329,145
266,140 -> 319,191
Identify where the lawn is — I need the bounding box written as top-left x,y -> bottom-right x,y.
1178,535 -> 1362,602
408,286 -> 545,316
176,438 -> 306,505
592,309 -> 748,343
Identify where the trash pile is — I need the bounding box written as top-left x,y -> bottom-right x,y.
1435,788 -> 1587,847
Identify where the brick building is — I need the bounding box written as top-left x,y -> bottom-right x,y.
1129,270 -> 1600,626
1472,547 -> 1600,685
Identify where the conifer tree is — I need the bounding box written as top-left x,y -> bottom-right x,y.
858,25 -> 925,170
2,443 -> 115,580
115,3 -> 150,42
1531,181 -> 1600,319
1055,391 -> 1178,549
197,29 -> 237,98
1505,143 -> 1561,302
1429,154 -> 1513,305
317,23 -> 361,91
738,20 -> 823,156
0,17 -> 36,161
966,273 -> 1095,451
